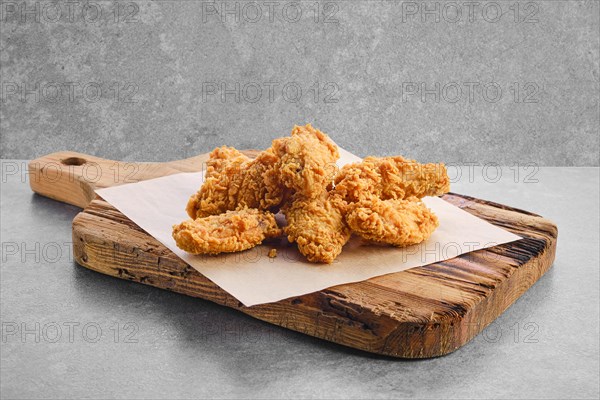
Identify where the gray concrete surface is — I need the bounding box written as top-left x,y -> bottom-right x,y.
0,163 -> 598,399
1,1 -> 599,165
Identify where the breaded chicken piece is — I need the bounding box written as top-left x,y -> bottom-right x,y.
186,124 -> 338,219
272,124 -> 339,198
283,193 -> 350,264
333,156 -> 450,203
173,209 -> 281,255
186,146 -> 285,219
345,198 -> 439,247
273,125 -> 345,263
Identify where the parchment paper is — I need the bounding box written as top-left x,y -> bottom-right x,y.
96,148 -> 521,306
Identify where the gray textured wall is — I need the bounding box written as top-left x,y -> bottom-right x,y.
1,0 -> 598,165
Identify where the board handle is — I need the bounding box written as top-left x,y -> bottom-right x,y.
28,151 -> 210,208
29,150 -> 260,208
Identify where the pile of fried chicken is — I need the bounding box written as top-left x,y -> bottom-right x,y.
172,124 -> 450,264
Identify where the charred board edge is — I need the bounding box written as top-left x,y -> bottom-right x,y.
71,194 -> 557,358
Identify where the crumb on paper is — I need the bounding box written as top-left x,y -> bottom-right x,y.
268,248 -> 277,258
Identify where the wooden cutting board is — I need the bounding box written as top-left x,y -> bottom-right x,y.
28,151 -> 557,358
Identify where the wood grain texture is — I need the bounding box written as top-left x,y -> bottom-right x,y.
29,151 -> 558,358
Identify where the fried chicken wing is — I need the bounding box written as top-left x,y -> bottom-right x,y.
173,208 -> 281,255
271,124 -> 339,198
345,198 -> 439,247
186,146 -> 285,219
333,156 -> 450,202
271,124 -> 346,263
282,194 -> 350,264
186,124 -> 338,220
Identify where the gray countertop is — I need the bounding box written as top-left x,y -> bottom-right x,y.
1,162 -> 598,399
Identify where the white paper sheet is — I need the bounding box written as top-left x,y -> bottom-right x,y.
96,148 -> 521,306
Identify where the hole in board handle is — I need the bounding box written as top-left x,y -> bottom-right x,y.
61,157 -> 87,166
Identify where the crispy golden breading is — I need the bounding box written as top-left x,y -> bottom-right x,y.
186,146 -> 285,219
333,156 -> 450,202
345,198 -> 439,247
271,124 -> 346,263
272,124 -> 339,198
186,146 -> 247,218
176,125 -> 450,263
186,124 -> 338,219
282,194 -> 350,264
172,209 -> 281,255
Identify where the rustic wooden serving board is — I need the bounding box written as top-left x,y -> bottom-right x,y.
29,151 -> 557,358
